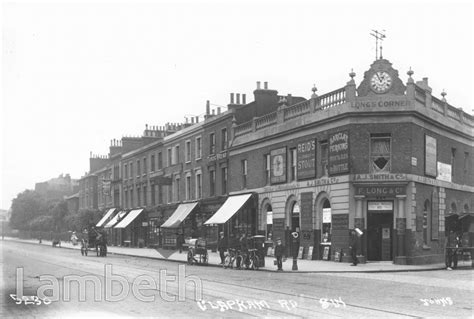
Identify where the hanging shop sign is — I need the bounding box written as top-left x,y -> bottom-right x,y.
271,147 -> 287,184
425,135 -> 437,177
297,139 -> 316,180
328,131 -> 349,175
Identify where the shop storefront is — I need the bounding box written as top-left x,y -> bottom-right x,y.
160,202 -> 199,249
114,208 -> 147,247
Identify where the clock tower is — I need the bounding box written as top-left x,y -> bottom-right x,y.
356,58 -> 406,97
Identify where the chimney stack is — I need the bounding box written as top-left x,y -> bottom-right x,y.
243,94 -> 246,104
264,82 -> 268,90
217,107 -> 221,114
230,93 -> 234,104
236,93 -> 240,104
257,81 -> 261,90
206,100 -> 210,115
212,109 -> 215,115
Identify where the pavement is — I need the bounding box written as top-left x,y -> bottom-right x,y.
4,237 -> 472,273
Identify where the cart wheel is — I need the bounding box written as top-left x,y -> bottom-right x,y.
187,251 -> 194,265
253,256 -> 260,270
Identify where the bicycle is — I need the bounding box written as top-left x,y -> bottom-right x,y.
248,248 -> 260,270
223,248 -> 237,269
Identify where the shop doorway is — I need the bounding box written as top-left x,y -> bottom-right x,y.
367,201 -> 393,261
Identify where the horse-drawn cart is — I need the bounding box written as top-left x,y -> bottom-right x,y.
445,212 -> 474,269
80,227 -> 107,257
186,238 -> 208,265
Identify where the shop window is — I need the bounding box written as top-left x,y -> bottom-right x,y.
290,148 -> 297,181
264,154 -> 270,185
370,135 -> 391,173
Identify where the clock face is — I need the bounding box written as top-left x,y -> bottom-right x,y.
272,155 -> 284,176
370,71 -> 392,93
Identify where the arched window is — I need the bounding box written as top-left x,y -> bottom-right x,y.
451,202 -> 457,214
264,203 -> 273,240
291,202 -> 300,232
322,199 -> 332,242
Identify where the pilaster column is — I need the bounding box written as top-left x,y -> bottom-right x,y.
395,195 -> 407,264
354,195 -> 365,257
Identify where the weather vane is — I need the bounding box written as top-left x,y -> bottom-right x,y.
370,30 -> 386,60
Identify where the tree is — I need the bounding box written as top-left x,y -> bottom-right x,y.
9,190 -> 48,230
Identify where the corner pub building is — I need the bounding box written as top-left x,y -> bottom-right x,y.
228,57 -> 474,265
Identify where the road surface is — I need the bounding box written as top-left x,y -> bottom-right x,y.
1,241 -> 472,318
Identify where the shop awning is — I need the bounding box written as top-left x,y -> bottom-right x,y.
104,211 -> 126,228
204,194 -> 252,225
95,208 -> 116,227
161,202 -> 198,228
114,209 -> 144,229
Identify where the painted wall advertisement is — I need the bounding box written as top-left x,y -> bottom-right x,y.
270,147 -> 287,184
297,139 -> 316,180
328,131 -> 349,175
425,135 -> 437,177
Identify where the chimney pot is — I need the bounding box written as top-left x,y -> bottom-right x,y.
206,100 -> 210,115
230,93 -> 234,104
196,116 -> 199,123
191,117 -> 194,124
212,109 -> 215,115
264,82 -> 268,90
217,107 -> 221,114
243,94 -> 246,104
236,93 -> 240,104
257,81 -> 261,90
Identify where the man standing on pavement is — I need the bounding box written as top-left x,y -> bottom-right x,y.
274,238 -> 285,271
349,230 -> 359,266
217,231 -> 226,264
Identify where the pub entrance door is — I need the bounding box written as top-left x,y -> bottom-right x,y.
367,201 -> 393,261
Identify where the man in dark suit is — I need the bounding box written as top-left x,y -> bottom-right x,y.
217,232 -> 226,264
349,230 -> 359,266
274,238 -> 285,271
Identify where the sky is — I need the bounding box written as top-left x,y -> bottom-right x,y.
1,0 -> 473,210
